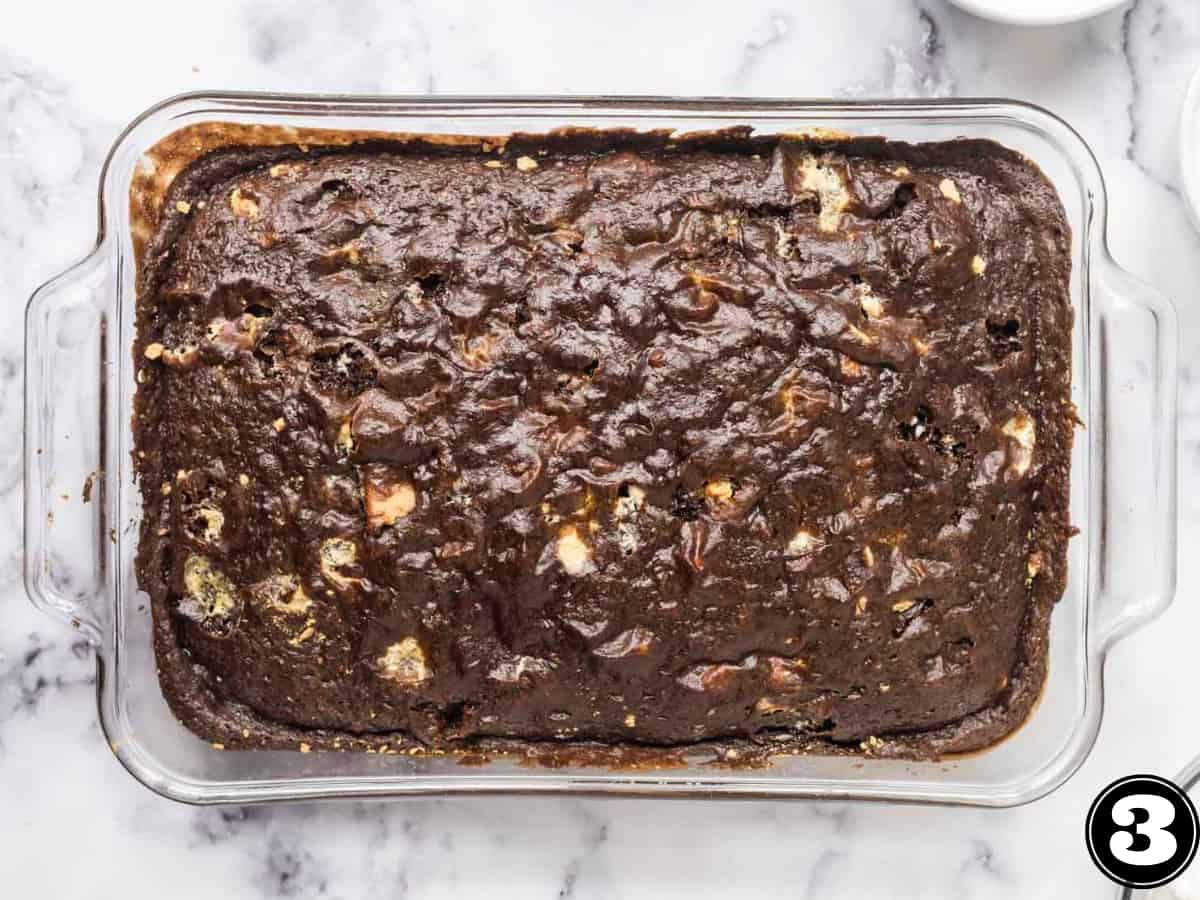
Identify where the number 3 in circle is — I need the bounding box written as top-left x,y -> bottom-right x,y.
1086,774 -> 1199,889
1110,794 -> 1178,866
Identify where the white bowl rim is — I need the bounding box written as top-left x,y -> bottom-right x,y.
946,0 -> 1128,26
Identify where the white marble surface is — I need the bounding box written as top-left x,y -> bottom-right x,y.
4,0 -> 1200,896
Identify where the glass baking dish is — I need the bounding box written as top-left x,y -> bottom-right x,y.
23,94 -> 1177,806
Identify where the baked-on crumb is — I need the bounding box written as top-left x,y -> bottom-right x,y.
133,132 -> 1072,762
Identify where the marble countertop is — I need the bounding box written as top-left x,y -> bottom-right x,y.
4,0 -> 1200,896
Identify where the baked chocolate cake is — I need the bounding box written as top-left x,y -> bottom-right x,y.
132,130 -> 1072,761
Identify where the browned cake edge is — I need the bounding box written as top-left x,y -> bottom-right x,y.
131,126 -> 1072,766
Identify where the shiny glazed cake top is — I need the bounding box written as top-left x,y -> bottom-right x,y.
133,132 -> 1072,760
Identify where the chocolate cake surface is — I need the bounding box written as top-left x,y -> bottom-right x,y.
132,130 -> 1072,761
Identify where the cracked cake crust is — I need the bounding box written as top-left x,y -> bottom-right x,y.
132,129 -> 1072,762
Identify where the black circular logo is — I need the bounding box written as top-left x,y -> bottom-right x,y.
1086,774 -> 1199,889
